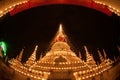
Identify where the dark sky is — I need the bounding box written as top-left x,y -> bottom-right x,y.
0,4 -> 120,60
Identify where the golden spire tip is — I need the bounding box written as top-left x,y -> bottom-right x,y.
59,24 -> 63,33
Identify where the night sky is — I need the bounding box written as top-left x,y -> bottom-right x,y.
0,5 -> 120,61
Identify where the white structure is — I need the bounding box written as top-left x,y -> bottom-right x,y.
9,24 -> 113,80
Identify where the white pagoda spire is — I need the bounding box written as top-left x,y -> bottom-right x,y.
25,45 -> 38,67
18,49 -> 24,62
84,46 -> 91,61
103,49 -> 107,59
97,49 -> 104,63
59,24 -> 63,33
84,46 -> 96,67
55,24 -> 67,42
57,24 -> 64,37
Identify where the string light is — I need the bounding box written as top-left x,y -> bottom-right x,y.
93,0 -> 120,16
0,0 -> 29,18
8,24 -> 113,80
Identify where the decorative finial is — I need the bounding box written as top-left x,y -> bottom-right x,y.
84,46 -> 89,54
58,24 -> 64,36
59,24 -> 63,33
55,24 -> 66,42
97,49 -> 104,63
103,49 -> 107,59
18,49 -> 24,62
35,45 -> 38,51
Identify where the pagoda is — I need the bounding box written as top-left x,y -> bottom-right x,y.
8,24 -> 113,80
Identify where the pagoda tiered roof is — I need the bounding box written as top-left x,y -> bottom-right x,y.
8,24 -> 113,80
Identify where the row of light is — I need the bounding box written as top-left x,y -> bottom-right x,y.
12,63 -> 111,80
74,66 -> 112,80
0,0 -> 29,18
9,58 -> 112,80
11,64 -> 111,80
17,65 -> 51,76
74,65 -> 105,75
28,58 -> 112,71
108,7 -> 120,16
11,65 -> 49,80
36,65 -> 87,70
46,51 -> 76,56
94,0 -> 120,16
43,57 -> 80,62
10,58 -> 85,70
39,61 -> 84,64
51,51 -> 75,55
20,44 -> 106,67
31,58 -> 112,71
80,63 -> 111,75
28,68 -> 46,74
11,59 -> 111,72
0,7 -> 14,17
10,57 -> 111,72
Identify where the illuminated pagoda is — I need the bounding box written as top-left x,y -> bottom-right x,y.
9,24 -> 113,80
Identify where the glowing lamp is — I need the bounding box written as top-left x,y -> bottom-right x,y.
0,41 -> 7,56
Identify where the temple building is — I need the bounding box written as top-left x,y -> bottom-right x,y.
8,24 -> 113,80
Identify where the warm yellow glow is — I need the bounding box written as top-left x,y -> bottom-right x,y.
93,0 -> 120,16
35,45 -> 38,51
42,78 -> 45,80
8,25 -> 113,80
59,24 -> 63,33
0,0 -> 29,18
84,46 -> 88,53
0,11 -> 3,14
57,24 -> 64,37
